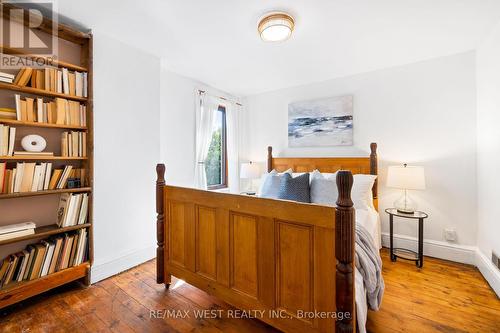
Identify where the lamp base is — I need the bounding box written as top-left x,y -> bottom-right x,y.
394,190 -> 417,214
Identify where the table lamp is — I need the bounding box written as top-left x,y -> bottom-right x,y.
240,162 -> 261,195
386,164 -> 426,214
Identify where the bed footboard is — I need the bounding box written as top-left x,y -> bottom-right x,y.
155,166 -> 355,333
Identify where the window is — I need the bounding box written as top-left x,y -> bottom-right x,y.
205,106 -> 227,189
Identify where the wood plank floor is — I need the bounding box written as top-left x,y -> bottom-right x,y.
0,249 -> 499,333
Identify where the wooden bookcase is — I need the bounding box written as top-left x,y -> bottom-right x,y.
0,4 -> 93,308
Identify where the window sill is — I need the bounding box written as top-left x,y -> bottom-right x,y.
209,187 -> 229,193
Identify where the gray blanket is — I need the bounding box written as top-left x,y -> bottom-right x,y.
355,224 -> 384,310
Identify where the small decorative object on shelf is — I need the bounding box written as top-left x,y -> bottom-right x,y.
66,178 -> 81,189
385,208 -> 428,268
21,134 -> 47,152
386,163 -> 426,213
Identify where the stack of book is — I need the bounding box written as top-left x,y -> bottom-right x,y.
0,222 -> 36,241
0,229 -> 88,287
61,131 -> 87,157
0,72 -> 14,84
57,193 -> 89,227
0,124 -> 15,156
14,94 -> 86,126
13,67 -> 88,97
0,108 -> 16,119
0,163 -> 86,194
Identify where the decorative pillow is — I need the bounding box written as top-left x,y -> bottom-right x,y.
310,170 -> 338,206
352,174 -> 377,211
259,169 -> 292,198
278,173 -> 311,203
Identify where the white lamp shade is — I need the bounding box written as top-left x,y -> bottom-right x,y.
386,165 -> 426,190
240,162 -> 261,179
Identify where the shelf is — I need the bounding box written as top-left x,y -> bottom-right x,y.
0,82 -> 87,102
0,223 -> 91,246
1,46 -> 88,72
0,262 -> 90,308
0,156 -> 87,161
0,187 -> 91,199
0,119 -> 87,130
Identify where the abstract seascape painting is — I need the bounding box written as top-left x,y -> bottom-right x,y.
288,95 -> 353,147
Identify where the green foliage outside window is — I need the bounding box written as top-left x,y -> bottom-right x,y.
205,129 -> 222,186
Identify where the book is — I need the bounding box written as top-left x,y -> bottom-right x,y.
17,250 -> 30,282
29,243 -> 47,280
0,222 -> 36,235
43,163 -> 52,190
13,151 -> 54,156
31,164 -> 42,192
0,107 -> 16,120
49,237 -> 63,274
62,68 -> 69,94
0,229 -> 35,241
48,169 -> 63,190
14,94 -> 21,121
0,257 -> 10,286
68,72 -> 76,96
0,162 -> 5,192
40,241 -> 55,277
78,194 -> 89,225
25,97 -> 34,122
75,72 -> 83,97
36,98 -> 43,123
57,165 -> 73,189
83,72 -> 88,97
8,127 -> 16,156
19,162 -> 35,192
0,72 -> 15,80
13,162 -> 24,192
23,245 -> 36,280
56,193 -> 71,227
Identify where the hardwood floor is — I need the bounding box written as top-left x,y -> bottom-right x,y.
0,249 -> 498,333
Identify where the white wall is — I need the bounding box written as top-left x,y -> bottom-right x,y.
159,62 -> 238,188
242,52 -> 477,248
91,32 -> 161,282
476,21 -> 500,294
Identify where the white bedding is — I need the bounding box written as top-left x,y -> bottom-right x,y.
355,207 -> 381,333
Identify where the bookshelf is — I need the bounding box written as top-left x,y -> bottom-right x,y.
0,4 -> 93,308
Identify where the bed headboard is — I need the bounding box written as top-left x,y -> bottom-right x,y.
267,142 -> 378,208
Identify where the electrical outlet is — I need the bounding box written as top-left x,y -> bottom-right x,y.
444,228 -> 457,242
493,252 -> 500,270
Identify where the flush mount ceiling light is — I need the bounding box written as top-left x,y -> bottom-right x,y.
258,12 -> 295,42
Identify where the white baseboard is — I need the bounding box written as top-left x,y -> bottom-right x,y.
475,249 -> 500,297
91,245 -> 156,283
381,232 -> 476,265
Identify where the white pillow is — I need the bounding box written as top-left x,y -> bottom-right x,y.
352,174 -> 377,211
309,170 -> 377,210
310,170 -> 338,206
257,169 -> 292,197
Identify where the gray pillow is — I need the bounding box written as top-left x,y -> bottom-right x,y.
278,173 -> 311,203
260,171 -> 282,199
310,170 -> 338,206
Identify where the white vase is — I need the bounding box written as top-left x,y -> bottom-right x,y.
21,134 -> 47,152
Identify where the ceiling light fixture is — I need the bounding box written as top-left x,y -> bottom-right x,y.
258,12 -> 295,42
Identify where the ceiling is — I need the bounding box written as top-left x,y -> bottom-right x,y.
53,0 -> 500,96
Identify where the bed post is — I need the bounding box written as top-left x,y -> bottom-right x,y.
335,170 -> 355,333
370,142 -> 378,198
156,164 -> 168,286
267,146 -> 273,172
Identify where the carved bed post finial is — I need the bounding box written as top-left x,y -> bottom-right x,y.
370,142 -> 378,198
267,146 -> 273,172
156,164 -> 166,285
335,170 -> 355,333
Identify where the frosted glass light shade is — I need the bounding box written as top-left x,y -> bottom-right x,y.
240,162 -> 260,179
386,165 -> 426,190
258,13 -> 294,42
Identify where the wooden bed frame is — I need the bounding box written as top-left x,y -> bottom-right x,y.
155,143 -> 378,333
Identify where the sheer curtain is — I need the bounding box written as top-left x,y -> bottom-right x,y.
226,101 -> 241,193
194,92 -> 218,189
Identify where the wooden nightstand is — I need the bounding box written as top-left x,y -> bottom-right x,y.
385,208 -> 428,268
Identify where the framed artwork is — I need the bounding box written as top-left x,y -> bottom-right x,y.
288,95 -> 353,147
